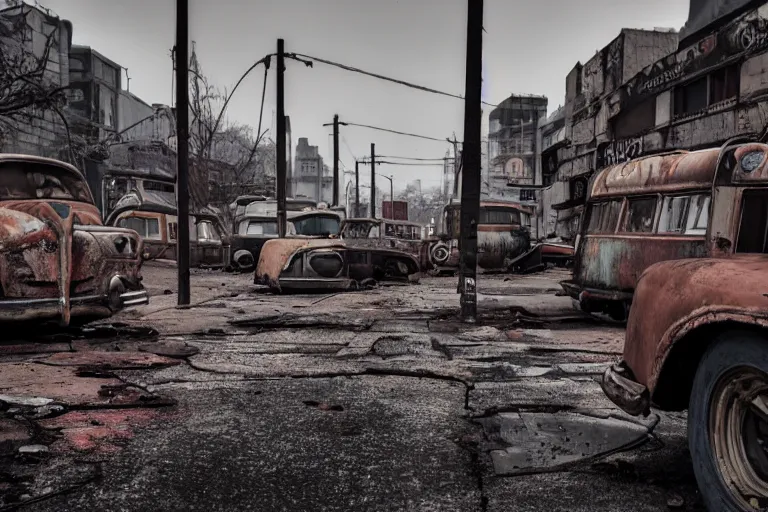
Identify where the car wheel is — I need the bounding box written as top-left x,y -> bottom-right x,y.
689,331 -> 768,511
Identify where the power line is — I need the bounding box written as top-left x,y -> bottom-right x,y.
289,52 -> 498,108
345,122 -> 450,143
359,160 -> 444,167
374,155 -> 449,162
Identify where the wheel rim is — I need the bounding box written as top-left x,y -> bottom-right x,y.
710,367 -> 768,508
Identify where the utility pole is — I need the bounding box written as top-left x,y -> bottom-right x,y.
458,0 -> 483,323
370,143 -> 376,218
276,38 -> 287,238
323,115 -> 347,206
355,159 -> 360,217
175,0 -> 190,305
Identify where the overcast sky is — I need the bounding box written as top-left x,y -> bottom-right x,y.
40,0 -> 689,193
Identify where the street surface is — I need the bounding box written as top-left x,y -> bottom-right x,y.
1,263 -> 703,511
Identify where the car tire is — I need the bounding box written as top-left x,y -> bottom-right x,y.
688,331 -> 768,511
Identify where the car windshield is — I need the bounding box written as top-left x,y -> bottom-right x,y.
291,215 -> 341,236
0,161 -> 93,203
342,221 -> 379,239
240,220 -> 279,236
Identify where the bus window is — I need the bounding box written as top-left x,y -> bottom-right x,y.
658,196 -> 689,234
736,190 -> 768,253
480,208 -> 521,225
587,200 -> 622,234
621,197 -> 657,233
684,195 -> 710,235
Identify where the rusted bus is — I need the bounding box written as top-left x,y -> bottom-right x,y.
433,200 -> 533,273
0,154 -> 148,326
564,141 -> 768,320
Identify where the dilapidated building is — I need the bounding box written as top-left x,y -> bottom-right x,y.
537,28 -> 680,240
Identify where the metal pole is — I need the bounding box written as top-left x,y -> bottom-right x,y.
276,39 -> 287,238
458,0 -> 483,323
370,143 -> 376,218
389,175 -> 393,219
355,159 -> 360,217
333,114 -> 339,205
175,0 -> 190,305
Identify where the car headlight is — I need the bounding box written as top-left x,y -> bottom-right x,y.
740,151 -> 765,173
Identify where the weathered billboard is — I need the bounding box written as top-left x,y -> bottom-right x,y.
680,0 -> 754,44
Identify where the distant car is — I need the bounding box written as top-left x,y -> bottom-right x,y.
339,218 -> 434,271
0,154 -> 149,326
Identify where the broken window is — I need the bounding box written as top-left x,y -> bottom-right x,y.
520,189 -> 536,202
709,64 -> 739,105
169,222 -> 178,241
684,195 -> 710,235
621,197 -> 657,233
675,76 -> 708,116
658,196 -> 689,234
197,221 -> 221,242
586,200 -> 622,234
736,190 -> 768,253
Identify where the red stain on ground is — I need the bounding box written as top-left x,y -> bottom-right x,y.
40,409 -> 168,454
41,351 -> 181,369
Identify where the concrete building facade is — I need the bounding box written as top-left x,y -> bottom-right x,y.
536,28 -> 680,240
0,3 -> 71,158
292,137 -> 332,203
487,95 -> 548,215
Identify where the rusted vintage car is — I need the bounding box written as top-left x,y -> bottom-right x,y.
339,218 -> 434,270
255,227 -> 422,293
0,154 -> 148,326
602,139 -> 768,510
430,200 -> 533,273
563,140 -> 768,320
106,194 -> 231,269
231,205 -> 343,271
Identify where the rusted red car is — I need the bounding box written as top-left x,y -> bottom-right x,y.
0,154 -> 148,326
602,139 -> 768,510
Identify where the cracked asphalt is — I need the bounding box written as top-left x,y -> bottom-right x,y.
0,264 -> 705,511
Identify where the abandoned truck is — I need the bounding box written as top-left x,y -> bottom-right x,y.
601,139 -> 768,510
562,140 -> 768,321
0,154 -> 149,326
430,200 -> 533,274
254,217 -> 426,293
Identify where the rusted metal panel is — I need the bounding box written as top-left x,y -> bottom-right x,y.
623,255 -> 768,397
576,235 -> 708,292
477,230 -> 531,270
590,148 -> 719,198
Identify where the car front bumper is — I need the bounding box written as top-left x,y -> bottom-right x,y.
0,288 -> 149,323
276,277 -> 355,292
600,361 -> 652,417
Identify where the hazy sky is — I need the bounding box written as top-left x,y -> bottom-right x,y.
40,0 -> 689,193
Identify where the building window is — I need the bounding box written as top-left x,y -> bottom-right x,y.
520,189 -> 536,202
620,197 -> 657,233
674,64 -> 740,117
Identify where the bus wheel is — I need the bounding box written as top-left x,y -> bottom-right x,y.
689,332 -> 768,511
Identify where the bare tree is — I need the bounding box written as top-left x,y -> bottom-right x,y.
184,45 -> 271,212
396,184 -> 448,226
0,3 -> 68,144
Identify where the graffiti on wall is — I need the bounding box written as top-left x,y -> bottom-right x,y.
624,4 -> 768,108
597,137 -> 644,168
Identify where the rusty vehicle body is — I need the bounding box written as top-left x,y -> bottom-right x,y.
431,200 -> 533,273
339,218 -> 434,271
106,193 -> 231,269
602,139 -> 768,510
0,154 -> 149,326
255,220 -> 423,293
231,204 -> 343,271
562,146 -> 739,320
